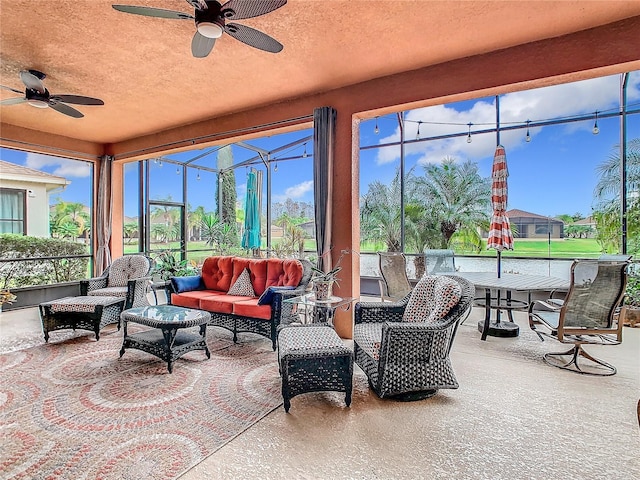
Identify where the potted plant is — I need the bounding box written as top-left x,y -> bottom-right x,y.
151,251 -> 198,281
311,249 -> 350,301
0,289 -> 17,313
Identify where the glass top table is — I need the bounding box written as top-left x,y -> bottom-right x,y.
283,293 -> 355,326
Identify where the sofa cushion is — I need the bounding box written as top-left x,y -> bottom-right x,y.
201,256 -> 234,291
257,285 -> 296,305
232,298 -> 272,320
171,275 -> 204,293
227,268 -> 256,296
265,259 -> 304,289
403,275 -> 461,323
200,294 -> 253,314
171,290 -> 223,309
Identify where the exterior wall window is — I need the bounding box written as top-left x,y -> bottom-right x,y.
0,188 -> 26,234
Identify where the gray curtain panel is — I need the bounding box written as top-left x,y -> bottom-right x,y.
313,107 -> 336,273
96,155 -> 113,275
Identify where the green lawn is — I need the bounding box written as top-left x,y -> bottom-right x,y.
125,238 -> 603,259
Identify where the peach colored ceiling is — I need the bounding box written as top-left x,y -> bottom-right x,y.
1,0 -> 640,147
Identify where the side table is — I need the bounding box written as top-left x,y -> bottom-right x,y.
283,294 -> 354,326
120,305 -> 211,373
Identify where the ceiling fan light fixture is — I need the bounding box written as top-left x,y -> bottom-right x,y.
197,21 -> 223,38
27,99 -> 49,108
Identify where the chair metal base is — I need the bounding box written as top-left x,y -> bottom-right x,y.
387,389 -> 438,402
543,345 -> 616,376
477,320 -> 520,338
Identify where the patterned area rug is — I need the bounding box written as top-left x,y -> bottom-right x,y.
0,326 -> 282,479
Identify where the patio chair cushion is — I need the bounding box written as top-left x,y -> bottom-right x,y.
227,268 -> 256,296
353,322 -> 383,360
402,275 -> 461,323
88,286 -> 128,297
107,255 -> 151,287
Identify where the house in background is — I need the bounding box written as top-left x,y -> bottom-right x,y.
506,209 -> 565,239
0,160 -> 69,237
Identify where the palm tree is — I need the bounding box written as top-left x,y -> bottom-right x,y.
415,157 -> 491,246
360,167 -> 407,252
593,138 -> 640,254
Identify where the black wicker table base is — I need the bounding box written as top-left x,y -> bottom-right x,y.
120,305 -> 211,373
39,296 -> 125,342
277,324 -> 353,412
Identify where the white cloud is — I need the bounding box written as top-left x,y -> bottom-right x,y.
273,180 -> 313,202
25,152 -> 92,178
374,73 -> 640,166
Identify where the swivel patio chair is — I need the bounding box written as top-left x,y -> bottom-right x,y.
80,254 -> 153,310
377,252 -> 412,302
528,259 -> 629,376
354,274 -> 474,400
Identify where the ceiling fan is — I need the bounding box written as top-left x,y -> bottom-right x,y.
0,70 -> 104,119
112,0 -> 286,58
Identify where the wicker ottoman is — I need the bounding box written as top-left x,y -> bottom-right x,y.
277,324 -> 353,412
39,296 -> 125,342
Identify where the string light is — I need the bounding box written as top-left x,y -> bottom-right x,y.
176,167 -> 180,175
416,121 -> 422,141
374,116 -> 379,135
274,161 -> 278,172
525,120 -> 531,142
157,159 -> 162,167
302,143 -> 308,158
466,123 -> 472,143
196,169 -> 201,181
592,111 -> 599,134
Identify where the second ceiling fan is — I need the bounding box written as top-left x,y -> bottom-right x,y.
112,0 -> 286,58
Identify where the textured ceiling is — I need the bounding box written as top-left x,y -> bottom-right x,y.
1,0 -> 640,146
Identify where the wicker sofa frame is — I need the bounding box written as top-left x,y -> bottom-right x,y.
353,275 -> 475,400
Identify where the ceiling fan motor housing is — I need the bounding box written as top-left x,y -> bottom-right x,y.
195,1 -> 225,38
25,87 -> 50,108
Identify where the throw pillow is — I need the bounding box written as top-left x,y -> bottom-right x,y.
227,268 -> 256,296
257,285 -> 296,305
402,275 -> 461,323
403,275 -> 437,322
171,275 -> 204,293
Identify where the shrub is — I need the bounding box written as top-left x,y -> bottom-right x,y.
0,234 -> 90,288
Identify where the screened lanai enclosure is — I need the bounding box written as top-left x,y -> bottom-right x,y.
1,72 -> 639,307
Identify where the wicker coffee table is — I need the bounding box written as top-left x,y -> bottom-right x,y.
120,305 -> 211,373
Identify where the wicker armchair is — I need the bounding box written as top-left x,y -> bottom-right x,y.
528,259 -> 629,376
353,275 -> 474,400
80,254 -> 152,310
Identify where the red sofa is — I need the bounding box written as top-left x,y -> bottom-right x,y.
169,256 -> 312,349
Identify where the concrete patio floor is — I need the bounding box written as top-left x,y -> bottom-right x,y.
1,304 -> 638,479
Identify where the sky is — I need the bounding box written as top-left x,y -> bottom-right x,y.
1,71 -> 639,220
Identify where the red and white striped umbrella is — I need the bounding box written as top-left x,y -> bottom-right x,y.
487,145 -> 513,272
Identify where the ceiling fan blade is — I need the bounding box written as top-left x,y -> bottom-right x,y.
221,0 -> 286,20
191,31 -> 216,58
51,95 -> 104,106
0,84 -> 23,95
20,70 -> 46,93
49,101 -> 84,118
112,5 -> 194,20
0,97 -> 27,105
224,23 -> 283,53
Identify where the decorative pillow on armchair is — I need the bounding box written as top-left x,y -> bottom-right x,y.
227,268 -> 256,297
403,275 -> 461,323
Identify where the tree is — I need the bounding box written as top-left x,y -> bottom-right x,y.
360,167 -> 405,252
415,157 -> 491,247
216,146 -> 238,242
593,138 -> 640,255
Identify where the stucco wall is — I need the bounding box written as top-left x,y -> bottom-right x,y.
0,179 -> 53,237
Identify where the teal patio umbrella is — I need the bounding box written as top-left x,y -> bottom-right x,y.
241,170 -> 261,250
